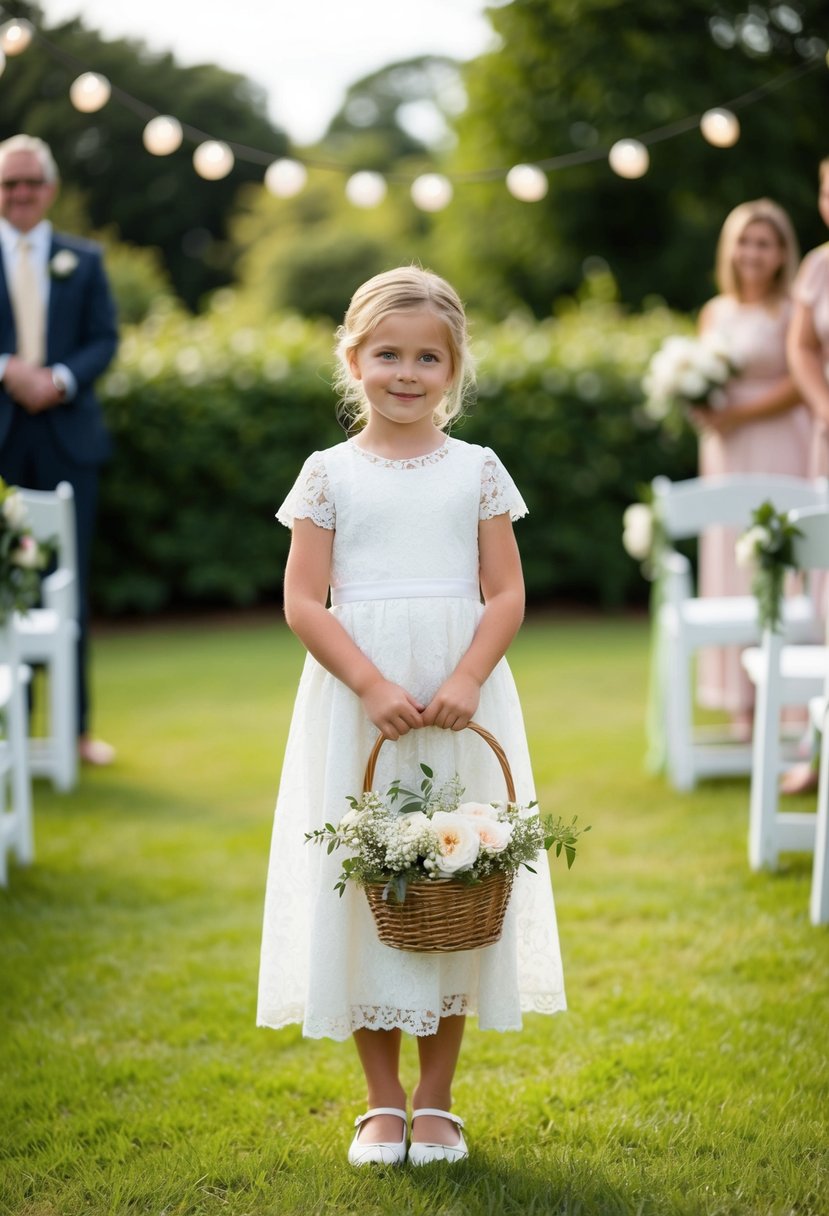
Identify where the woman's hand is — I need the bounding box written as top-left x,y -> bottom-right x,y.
360,678 -> 424,740
421,671 -> 481,731
688,404 -> 743,435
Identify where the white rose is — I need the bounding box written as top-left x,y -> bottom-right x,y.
430,811 -> 480,875
50,249 -> 79,278
474,819 -> 514,853
11,534 -> 41,569
677,368 -> 708,400
455,801 -> 499,821
622,503 -> 653,560
2,491 -> 27,529
735,525 -> 771,569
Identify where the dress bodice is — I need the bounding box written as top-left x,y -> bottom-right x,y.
703,294 -> 791,401
278,437 -> 527,594
794,244 -> 829,358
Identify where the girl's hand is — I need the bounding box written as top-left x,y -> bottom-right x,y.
421,672 -> 481,731
360,678 -> 424,740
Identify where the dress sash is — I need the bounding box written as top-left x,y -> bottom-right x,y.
330,578 -> 480,606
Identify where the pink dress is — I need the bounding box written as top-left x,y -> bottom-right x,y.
698,294 -> 814,714
792,244 -> 829,478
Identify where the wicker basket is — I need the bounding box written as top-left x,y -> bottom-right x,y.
361,722 -> 517,953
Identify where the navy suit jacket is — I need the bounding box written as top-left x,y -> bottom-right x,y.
0,231 -> 118,465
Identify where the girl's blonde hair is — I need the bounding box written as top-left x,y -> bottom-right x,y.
714,198 -> 799,300
334,266 -> 475,431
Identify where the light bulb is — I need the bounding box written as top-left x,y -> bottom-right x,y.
410,173 -> 453,211
69,72 -> 111,113
193,141 -> 234,180
506,163 -> 548,202
0,18 -> 33,55
608,138 -> 649,179
700,108 -> 740,148
265,158 -> 307,198
143,115 -> 183,156
345,171 -> 387,208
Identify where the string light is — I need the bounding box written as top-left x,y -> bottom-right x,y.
506,163 -> 548,202
265,158 -> 307,198
345,171 -> 387,208
410,173 -> 453,211
143,115 -> 183,156
608,139 -> 649,179
0,17 -> 33,55
193,140 -> 234,180
699,107 -> 740,147
69,71 -> 111,113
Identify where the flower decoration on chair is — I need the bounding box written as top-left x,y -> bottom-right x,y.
642,332 -> 739,433
0,479 -> 51,624
735,500 -> 802,633
306,764 -> 586,904
622,486 -> 665,581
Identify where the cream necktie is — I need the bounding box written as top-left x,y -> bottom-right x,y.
10,237 -> 45,366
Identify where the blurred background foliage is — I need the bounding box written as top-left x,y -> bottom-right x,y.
0,0 -> 826,612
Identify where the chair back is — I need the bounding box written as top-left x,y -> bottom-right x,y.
652,474 -> 829,540
15,482 -> 78,608
789,505 -> 829,572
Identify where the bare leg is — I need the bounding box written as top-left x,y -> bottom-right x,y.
411,1014 -> 466,1145
352,1028 -> 406,1144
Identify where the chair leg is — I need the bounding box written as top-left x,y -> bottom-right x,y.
748,633 -> 782,871
49,631 -> 78,792
9,668 -> 34,865
809,721 -> 829,926
667,634 -> 695,791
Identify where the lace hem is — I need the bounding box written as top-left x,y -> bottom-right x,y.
349,437 -> 450,469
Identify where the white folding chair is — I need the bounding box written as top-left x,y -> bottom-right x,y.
809,694 -> 829,925
12,482 -> 79,792
743,505 -> 829,872
0,621 -> 34,885
651,474 -> 828,790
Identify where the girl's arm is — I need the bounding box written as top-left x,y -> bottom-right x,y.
421,512 -> 524,730
787,299 -> 829,426
283,518 -> 424,739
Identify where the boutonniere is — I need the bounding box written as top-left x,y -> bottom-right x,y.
49,249 -> 79,279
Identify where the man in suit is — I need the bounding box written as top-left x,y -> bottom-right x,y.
0,134 -> 118,766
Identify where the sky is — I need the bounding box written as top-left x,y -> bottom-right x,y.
35,0 -> 500,145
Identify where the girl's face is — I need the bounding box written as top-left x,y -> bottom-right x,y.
819,170 -> 829,229
348,308 -> 454,432
732,219 -> 785,295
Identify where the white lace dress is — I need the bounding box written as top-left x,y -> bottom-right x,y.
257,435 -> 566,1041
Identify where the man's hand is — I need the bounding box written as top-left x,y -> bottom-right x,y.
2,357 -> 63,412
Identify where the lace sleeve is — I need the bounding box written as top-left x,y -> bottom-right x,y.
276,453 -> 335,530
479,448 -> 528,521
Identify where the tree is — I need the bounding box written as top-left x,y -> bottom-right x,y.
437,0 -> 829,316
0,1 -> 289,308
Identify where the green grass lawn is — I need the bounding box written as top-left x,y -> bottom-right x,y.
1,612 -> 827,1216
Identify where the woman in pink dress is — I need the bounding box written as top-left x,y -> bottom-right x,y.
694,199 -> 813,734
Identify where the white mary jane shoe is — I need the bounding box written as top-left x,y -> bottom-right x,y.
408,1108 -> 469,1166
347,1106 -> 408,1167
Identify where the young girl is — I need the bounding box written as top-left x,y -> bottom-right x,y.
257,267 -> 565,1166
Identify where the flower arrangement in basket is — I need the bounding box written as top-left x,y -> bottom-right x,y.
0,478 -> 51,625
735,500 -> 802,633
306,723 -> 587,954
642,331 -> 739,434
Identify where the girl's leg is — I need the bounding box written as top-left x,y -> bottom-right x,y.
352,1028 -> 407,1144
412,1014 -> 466,1145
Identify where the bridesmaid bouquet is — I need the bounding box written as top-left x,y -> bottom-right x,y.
642,331 -> 739,428
306,763 -> 586,904
736,500 -> 802,632
0,479 -> 51,625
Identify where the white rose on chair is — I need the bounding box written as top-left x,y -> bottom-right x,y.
430,812 -> 481,875
622,503 -> 654,561
735,524 -> 772,569
11,534 -> 45,569
2,490 -> 27,530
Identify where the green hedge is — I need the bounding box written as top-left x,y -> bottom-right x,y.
94,287 -> 696,615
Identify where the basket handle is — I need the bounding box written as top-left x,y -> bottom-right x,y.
362,721 -> 516,803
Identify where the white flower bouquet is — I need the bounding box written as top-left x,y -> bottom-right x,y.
643,331 -> 738,427
0,479 -> 51,625
307,724 -> 587,952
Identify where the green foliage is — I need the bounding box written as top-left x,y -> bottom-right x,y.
442,0 -> 829,315
1,616 -> 828,1215
93,283 -> 697,615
